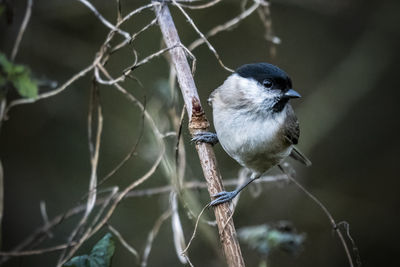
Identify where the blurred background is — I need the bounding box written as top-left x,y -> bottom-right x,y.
0,0 -> 399,266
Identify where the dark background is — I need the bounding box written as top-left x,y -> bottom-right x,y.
0,0 -> 399,266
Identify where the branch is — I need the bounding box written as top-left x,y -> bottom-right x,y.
154,2 -> 245,266
11,0 -> 33,61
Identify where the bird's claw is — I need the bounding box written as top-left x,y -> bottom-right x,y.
191,132 -> 219,145
210,190 -> 238,206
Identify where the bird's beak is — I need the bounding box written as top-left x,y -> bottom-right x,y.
283,89 -> 301,99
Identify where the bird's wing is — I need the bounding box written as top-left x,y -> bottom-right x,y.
284,106 -> 312,166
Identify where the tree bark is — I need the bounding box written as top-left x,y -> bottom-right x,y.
154,2 -> 245,267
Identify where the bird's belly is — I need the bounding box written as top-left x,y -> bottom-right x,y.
215,112 -> 292,174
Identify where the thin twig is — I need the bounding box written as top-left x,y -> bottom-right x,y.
57,187 -> 119,266
0,99 -> 6,131
116,0 -> 122,23
188,0 -> 260,51
172,0 -> 234,72
278,164 -> 355,267
337,221 -> 362,267
174,105 -> 186,170
179,0 -> 222,9
97,98 -> 146,187
123,44 -> 181,74
104,3 -> 159,56
257,3 -> 281,59
127,174 -> 288,197
181,202 -> 210,255
39,201 -> 53,238
11,0 -> 33,61
75,0 -> 130,39
141,208 -> 172,267
0,242 -> 77,256
170,192 -> 188,264
6,62 -> 96,114
107,224 -> 140,262
57,81 -> 103,265
63,147 -> 165,266
130,18 -> 158,43
97,65 -> 162,138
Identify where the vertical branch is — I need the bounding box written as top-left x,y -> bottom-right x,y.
11,0 -> 33,61
154,2 -> 245,267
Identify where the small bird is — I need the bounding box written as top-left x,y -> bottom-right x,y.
193,63 -> 311,206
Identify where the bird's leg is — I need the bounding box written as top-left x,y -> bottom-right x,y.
210,172 -> 261,206
191,132 -> 219,145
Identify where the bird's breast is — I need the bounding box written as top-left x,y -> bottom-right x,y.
213,107 -> 292,173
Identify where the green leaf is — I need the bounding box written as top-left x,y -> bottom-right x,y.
0,52 -> 38,98
0,53 -> 12,74
63,255 -> 90,267
63,233 -> 115,267
10,71 -> 38,98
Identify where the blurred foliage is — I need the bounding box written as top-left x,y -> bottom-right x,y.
238,221 -> 306,257
0,52 -> 37,98
63,233 -> 115,267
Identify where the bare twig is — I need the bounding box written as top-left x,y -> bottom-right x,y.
123,44 -> 181,74
57,187 -> 119,266
97,98 -> 146,187
39,201 -> 53,238
6,62 -> 96,114
0,99 -> 6,131
75,0 -> 130,39
11,0 -> 33,61
57,81 -> 103,265
63,147 -> 165,266
337,221 -> 362,267
130,18 -> 158,43
141,208 -> 172,267
181,202 -> 210,255
170,192 -> 188,264
179,0 -> 222,9
0,242 -> 77,256
278,164 -> 355,267
127,174 -> 288,198
155,3 -> 245,266
121,2 -> 158,24
174,105 -> 186,171
188,0 -> 260,51
116,0 -> 122,23
97,65 -> 162,138
171,0 -> 234,72
257,2 -> 281,59
107,224 -> 140,262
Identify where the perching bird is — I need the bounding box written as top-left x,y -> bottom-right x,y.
193,63 -> 311,206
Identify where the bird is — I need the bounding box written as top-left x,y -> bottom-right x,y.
192,62 -> 311,206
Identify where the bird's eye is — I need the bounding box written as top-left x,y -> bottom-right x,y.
263,79 -> 273,89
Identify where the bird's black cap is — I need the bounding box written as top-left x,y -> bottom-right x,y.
235,63 -> 292,90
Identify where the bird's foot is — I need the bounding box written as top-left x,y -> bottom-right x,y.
191,132 -> 219,145
210,190 -> 238,206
